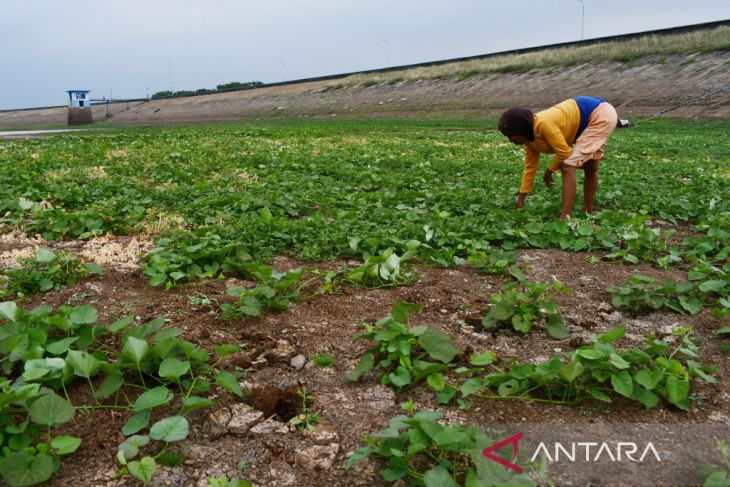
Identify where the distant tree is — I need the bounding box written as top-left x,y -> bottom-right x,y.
151,90 -> 173,99
216,81 -> 264,90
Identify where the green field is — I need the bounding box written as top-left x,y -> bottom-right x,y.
2,119 -> 728,261
1,119 -> 729,486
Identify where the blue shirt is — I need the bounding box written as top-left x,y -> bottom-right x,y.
574,96 -> 606,139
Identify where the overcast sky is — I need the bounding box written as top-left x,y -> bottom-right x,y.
1,1 -> 728,109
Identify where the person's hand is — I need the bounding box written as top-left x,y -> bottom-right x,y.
543,169 -> 555,189
516,193 -> 527,209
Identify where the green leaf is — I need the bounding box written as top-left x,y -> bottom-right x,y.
50,435 -> 82,455
122,411 -> 150,436
687,360 -> 717,384
715,326 -> 730,337
427,373 -> 446,392
635,370 -> 662,390
498,379 -> 521,397
633,386 -> 660,409
216,370 -> 244,398
182,396 -> 214,412
122,336 -> 150,365
149,416 -> 189,442
69,305 -> 98,325
118,435 -> 150,460
83,262 -> 104,275
109,315 -> 135,332
35,248 -> 57,263
0,301 -> 18,322
598,328 -> 625,343
214,344 -> 241,358
389,366 -> 412,387
390,301 -> 422,323
128,456 -> 156,484
558,362 -> 585,383
665,376 -> 689,404
611,370 -> 633,398
577,349 -> 605,360
28,392 -> 75,426
546,313 -> 570,339
698,280 -> 726,293
470,351 -> 496,366
94,369 -> 124,399
418,327 -> 458,364
132,386 -> 173,411
423,465 -> 458,487
588,389 -> 612,403
46,336 -> 79,355
609,353 -> 630,370
678,295 -> 703,315
0,451 -> 54,487
345,353 -> 374,381
346,447 -> 372,468
158,357 -> 190,380
460,378 -> 483,397
66,349 -> 102,378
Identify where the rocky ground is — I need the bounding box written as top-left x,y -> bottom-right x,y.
1,231 -> 728,486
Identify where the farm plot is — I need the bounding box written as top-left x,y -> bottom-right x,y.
0,118 -> 729,486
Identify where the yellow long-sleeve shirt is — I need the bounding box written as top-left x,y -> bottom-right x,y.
520,99 -> 581,193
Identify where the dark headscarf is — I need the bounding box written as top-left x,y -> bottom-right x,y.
498,108 -> 535,141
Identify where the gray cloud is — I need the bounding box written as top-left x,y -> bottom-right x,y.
1,0 -> 728,109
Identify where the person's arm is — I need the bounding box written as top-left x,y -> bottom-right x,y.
517,146 -> 540,207
539,121 -> 573,190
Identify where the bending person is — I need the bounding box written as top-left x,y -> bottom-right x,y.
498,96 -> 618,220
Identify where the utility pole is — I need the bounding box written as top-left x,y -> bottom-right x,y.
168,57 -> 174,92
382,39 -> 390,67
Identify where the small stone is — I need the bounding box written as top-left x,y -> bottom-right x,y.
306,428 -> 339,445
439,308 -> 448,314
207,407 -> 232,436
605,311 -> 623,323
269,459 -> 297,486
295,442 -> 340,470
359,386 -> 396,411
184,445 -> 219,465
290,354 -> 307,370
250,418 -> 290,435
228,404 -> 264,434
270,340 -> 296,362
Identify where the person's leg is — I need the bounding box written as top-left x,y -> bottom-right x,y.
582,159 -> 601,214
560,164 -> 577,220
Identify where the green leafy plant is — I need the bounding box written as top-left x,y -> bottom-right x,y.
220,265 -> 303,319
346,248 -> 416,287
467,328 -> 715,410
608,274 -> 704,315
467,249 -> 516,275
288,387 -> 320,432
716,326 -> 730,353
482,278 -> 571,339
312,354 -> 336,367
699,440 -> 730,487
0,248 -> 102,298
207,474 -> 253,487
0,301 -> 240,486
346,302 -> 460,403
346,404 -> 537,486
142,234 -> 252,288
